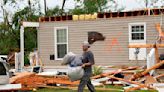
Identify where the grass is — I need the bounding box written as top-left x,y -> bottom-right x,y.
36,88 -> 122,92
36,88 -> 157,92
35,85 -> 158,92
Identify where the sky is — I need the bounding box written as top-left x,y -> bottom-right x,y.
39,0 -> 142,11
39,0 -> 163,11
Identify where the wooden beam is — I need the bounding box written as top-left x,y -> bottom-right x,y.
128,44 -> 164,48
108,76 -> 148,87
155,46 -> 160,63
154,74 -> 164,79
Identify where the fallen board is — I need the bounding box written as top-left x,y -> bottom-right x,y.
0,84 -> 21,90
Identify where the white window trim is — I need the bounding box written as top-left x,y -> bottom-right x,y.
128,22 -> 146,43
54,27 -> 68,60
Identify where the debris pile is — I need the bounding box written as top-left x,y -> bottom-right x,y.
8,23 -> 164,91
9,62 -> 164,92
10,72 -> 79,90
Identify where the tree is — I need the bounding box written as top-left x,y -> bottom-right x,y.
69,6 -> 85,15
71,0 -> 124,14
46,6 -> 62,16
0,0 -> 39,55
61,0 -> 66,14
0,0 -> 17,54
75,0 -> 108,14
44,0 -> 47,15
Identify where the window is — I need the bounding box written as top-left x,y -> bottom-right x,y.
129,23 -> 146,60
54,27 -> 68,60
131,25 -> 144,40
129,23 -> 146,42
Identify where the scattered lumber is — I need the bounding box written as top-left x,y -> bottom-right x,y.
12,73 -> 79,89
108,76 -> 155,92
91,72 -> 114,79
92,66 -> 139,79
10,72 -> 34,83
108,76 -> 149,88
131,60 -> 164,80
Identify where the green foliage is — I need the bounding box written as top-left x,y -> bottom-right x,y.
24,28 -> 37,52
46,6 -> 62,16
83,0 -> 99,13
92,66 -> 103,76
24,53 -> 30,65
69,6 -> 85,15
74,0 -> 108,14
71,0 -> 124,14
0,1 -> 39,66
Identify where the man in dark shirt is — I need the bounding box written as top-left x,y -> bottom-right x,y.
78,41 -> 95,92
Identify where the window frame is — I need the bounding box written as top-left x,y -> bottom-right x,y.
54,27 -> 68,60
129,22 -> 146,43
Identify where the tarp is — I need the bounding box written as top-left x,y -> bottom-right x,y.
62,52 -> 84,81
67,66 -> 84,81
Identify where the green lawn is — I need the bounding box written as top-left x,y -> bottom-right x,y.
36,88 -> 122,92
36,88 -> 157,92
35,85 -> 158,92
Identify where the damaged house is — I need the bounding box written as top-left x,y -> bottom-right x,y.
38,8 -> 164,66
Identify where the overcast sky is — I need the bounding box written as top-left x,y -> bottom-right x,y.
39,0 -> 142,11
39,0 -> 163,11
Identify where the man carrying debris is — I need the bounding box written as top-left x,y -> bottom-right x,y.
78,41 -> 95,92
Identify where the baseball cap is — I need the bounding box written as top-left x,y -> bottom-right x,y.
82,41 -> 90,48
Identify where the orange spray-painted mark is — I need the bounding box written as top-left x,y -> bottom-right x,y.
105,32 -> 123,52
